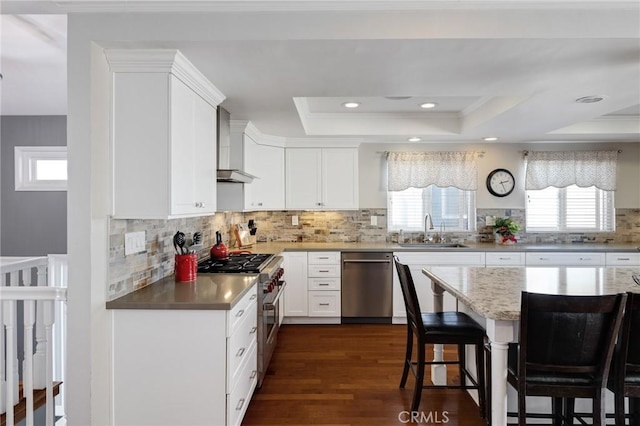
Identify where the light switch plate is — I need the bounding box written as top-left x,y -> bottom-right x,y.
370,215 -> 378,226
125,231 -> 146,256
485,216 -> 495,226
292,215 -> 299,226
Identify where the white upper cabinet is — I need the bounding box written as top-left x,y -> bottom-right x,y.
106,49 -> 224,219
217,121 -> 285,211
243,133 -> 285,210
285,148 -> 359,210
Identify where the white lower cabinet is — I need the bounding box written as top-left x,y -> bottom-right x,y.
606,252 -> 640,266
485,252 -> 525,266
525,252 -> 605,266
392,251 -> 486,323
111,285 -> 257,426
282,251 -> 309,317
282,251 -> 341,323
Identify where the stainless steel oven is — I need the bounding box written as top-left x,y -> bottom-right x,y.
260,273 -> 285,386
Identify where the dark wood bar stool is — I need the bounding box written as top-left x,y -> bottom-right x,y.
507,291 -> 627,426
393,257 -> 489,420
608,292 -> 640,426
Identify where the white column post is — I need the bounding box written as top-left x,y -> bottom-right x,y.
430,279 -> 447,385
486,319 -> 517,426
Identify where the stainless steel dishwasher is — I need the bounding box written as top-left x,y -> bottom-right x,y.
341,252 -> 393,323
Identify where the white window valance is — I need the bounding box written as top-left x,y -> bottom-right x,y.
525,150 -> 618,191
387,151 -> 478,192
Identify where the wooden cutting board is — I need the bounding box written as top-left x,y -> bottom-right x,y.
234,224 -> 255,248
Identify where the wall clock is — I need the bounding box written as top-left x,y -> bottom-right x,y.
486,168 -> 515,197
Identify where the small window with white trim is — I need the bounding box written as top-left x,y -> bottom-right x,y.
15,146 -> 68,191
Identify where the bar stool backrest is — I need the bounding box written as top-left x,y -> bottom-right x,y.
393,256 -> 425,336
519,291 -> 627,383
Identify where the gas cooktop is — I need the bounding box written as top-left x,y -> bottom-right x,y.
197,253 -> 273,274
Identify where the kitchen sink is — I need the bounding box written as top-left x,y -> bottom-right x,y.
397,243 -> 470,249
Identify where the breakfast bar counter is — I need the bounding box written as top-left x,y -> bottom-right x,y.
421,266 -> 640,426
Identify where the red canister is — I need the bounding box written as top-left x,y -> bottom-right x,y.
175,253 -> 197,282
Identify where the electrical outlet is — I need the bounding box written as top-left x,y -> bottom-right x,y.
485,215 -> 495,227
292,215 -> 299,226
370,215 -> 378,226
124,231 -> 146,256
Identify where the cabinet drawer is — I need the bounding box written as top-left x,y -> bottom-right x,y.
227,302 -> 258,389
308,291 -> 341,317
485,252 -> 525,266
308,277 -> 341,291
525,252 -> 605,266
227,285 -> 258,336
308,251 -> 340,265
308,265 -> 340,278
226,343 -> 258,426
606,252 -> 640,266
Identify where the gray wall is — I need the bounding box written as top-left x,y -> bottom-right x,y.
1,116 -> 67,256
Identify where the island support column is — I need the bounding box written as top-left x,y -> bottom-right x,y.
486,319 -> 515,426
430,281 -> 447,385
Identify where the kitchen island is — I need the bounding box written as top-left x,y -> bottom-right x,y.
421,266 -> 640,426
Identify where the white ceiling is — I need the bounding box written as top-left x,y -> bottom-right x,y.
1,1 -> 639,144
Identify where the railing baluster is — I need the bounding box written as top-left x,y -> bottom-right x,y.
44,300 -> 55,426
3,300 -> 16,426
34,265 -> 47,390
24,299 -> 36,426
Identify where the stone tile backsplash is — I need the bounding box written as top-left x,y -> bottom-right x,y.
108,208 -> 640,300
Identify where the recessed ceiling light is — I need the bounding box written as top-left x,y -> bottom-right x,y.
483,137 -> 498,141
343,102 -> 360,108
575,95 -> 607,104
420,102 -> 437,109
408,137 -> 422,142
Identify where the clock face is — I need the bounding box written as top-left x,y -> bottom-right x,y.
487,169 -> 515,197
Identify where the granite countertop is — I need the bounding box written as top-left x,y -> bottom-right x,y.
250,241 -> 640,254
422,266 -> 640,321
106,273 -> 259,310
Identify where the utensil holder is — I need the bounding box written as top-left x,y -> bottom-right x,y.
175,253 -> 197,282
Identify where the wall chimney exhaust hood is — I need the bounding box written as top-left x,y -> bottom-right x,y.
216,106 -> 256,183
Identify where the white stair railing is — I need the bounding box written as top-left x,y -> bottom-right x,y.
1,256 -> 68,426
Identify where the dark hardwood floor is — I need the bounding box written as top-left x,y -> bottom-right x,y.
243,324 -> 486,426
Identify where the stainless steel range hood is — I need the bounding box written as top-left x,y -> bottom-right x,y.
216,106 -> 256,183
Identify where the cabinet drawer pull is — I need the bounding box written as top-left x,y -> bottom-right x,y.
499,257 -> 511,260
319,303 -> 330,306
236,309 -> 245,318
580,257 -> 592,261
539,257 -> 549,261
250,294 -> 257,300
194,202 -> 205,208
250,326 -> 257,334
318,256 -> 329,259
318,283 -> 330,286
235,398 -> 246,411
236,347 -> 246,357
250,370 -> 257,379
618,257 -> 630,261
318,270 -> 330,273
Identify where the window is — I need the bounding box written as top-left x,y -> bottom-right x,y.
388,185 -> 476,232
15,146 -> 68,191
526,185 -> 615,232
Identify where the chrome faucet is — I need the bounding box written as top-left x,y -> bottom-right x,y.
424,214 -> 434,243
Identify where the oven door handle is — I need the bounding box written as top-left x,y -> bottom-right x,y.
264,280 -> 286,309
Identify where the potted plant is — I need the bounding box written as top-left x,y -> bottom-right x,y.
494,217 -> 521,244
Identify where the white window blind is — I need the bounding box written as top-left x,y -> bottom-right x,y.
388,185 -> 476,232
526,185 -> 615,232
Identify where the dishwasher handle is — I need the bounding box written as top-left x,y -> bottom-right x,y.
343,259 -> 392,264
